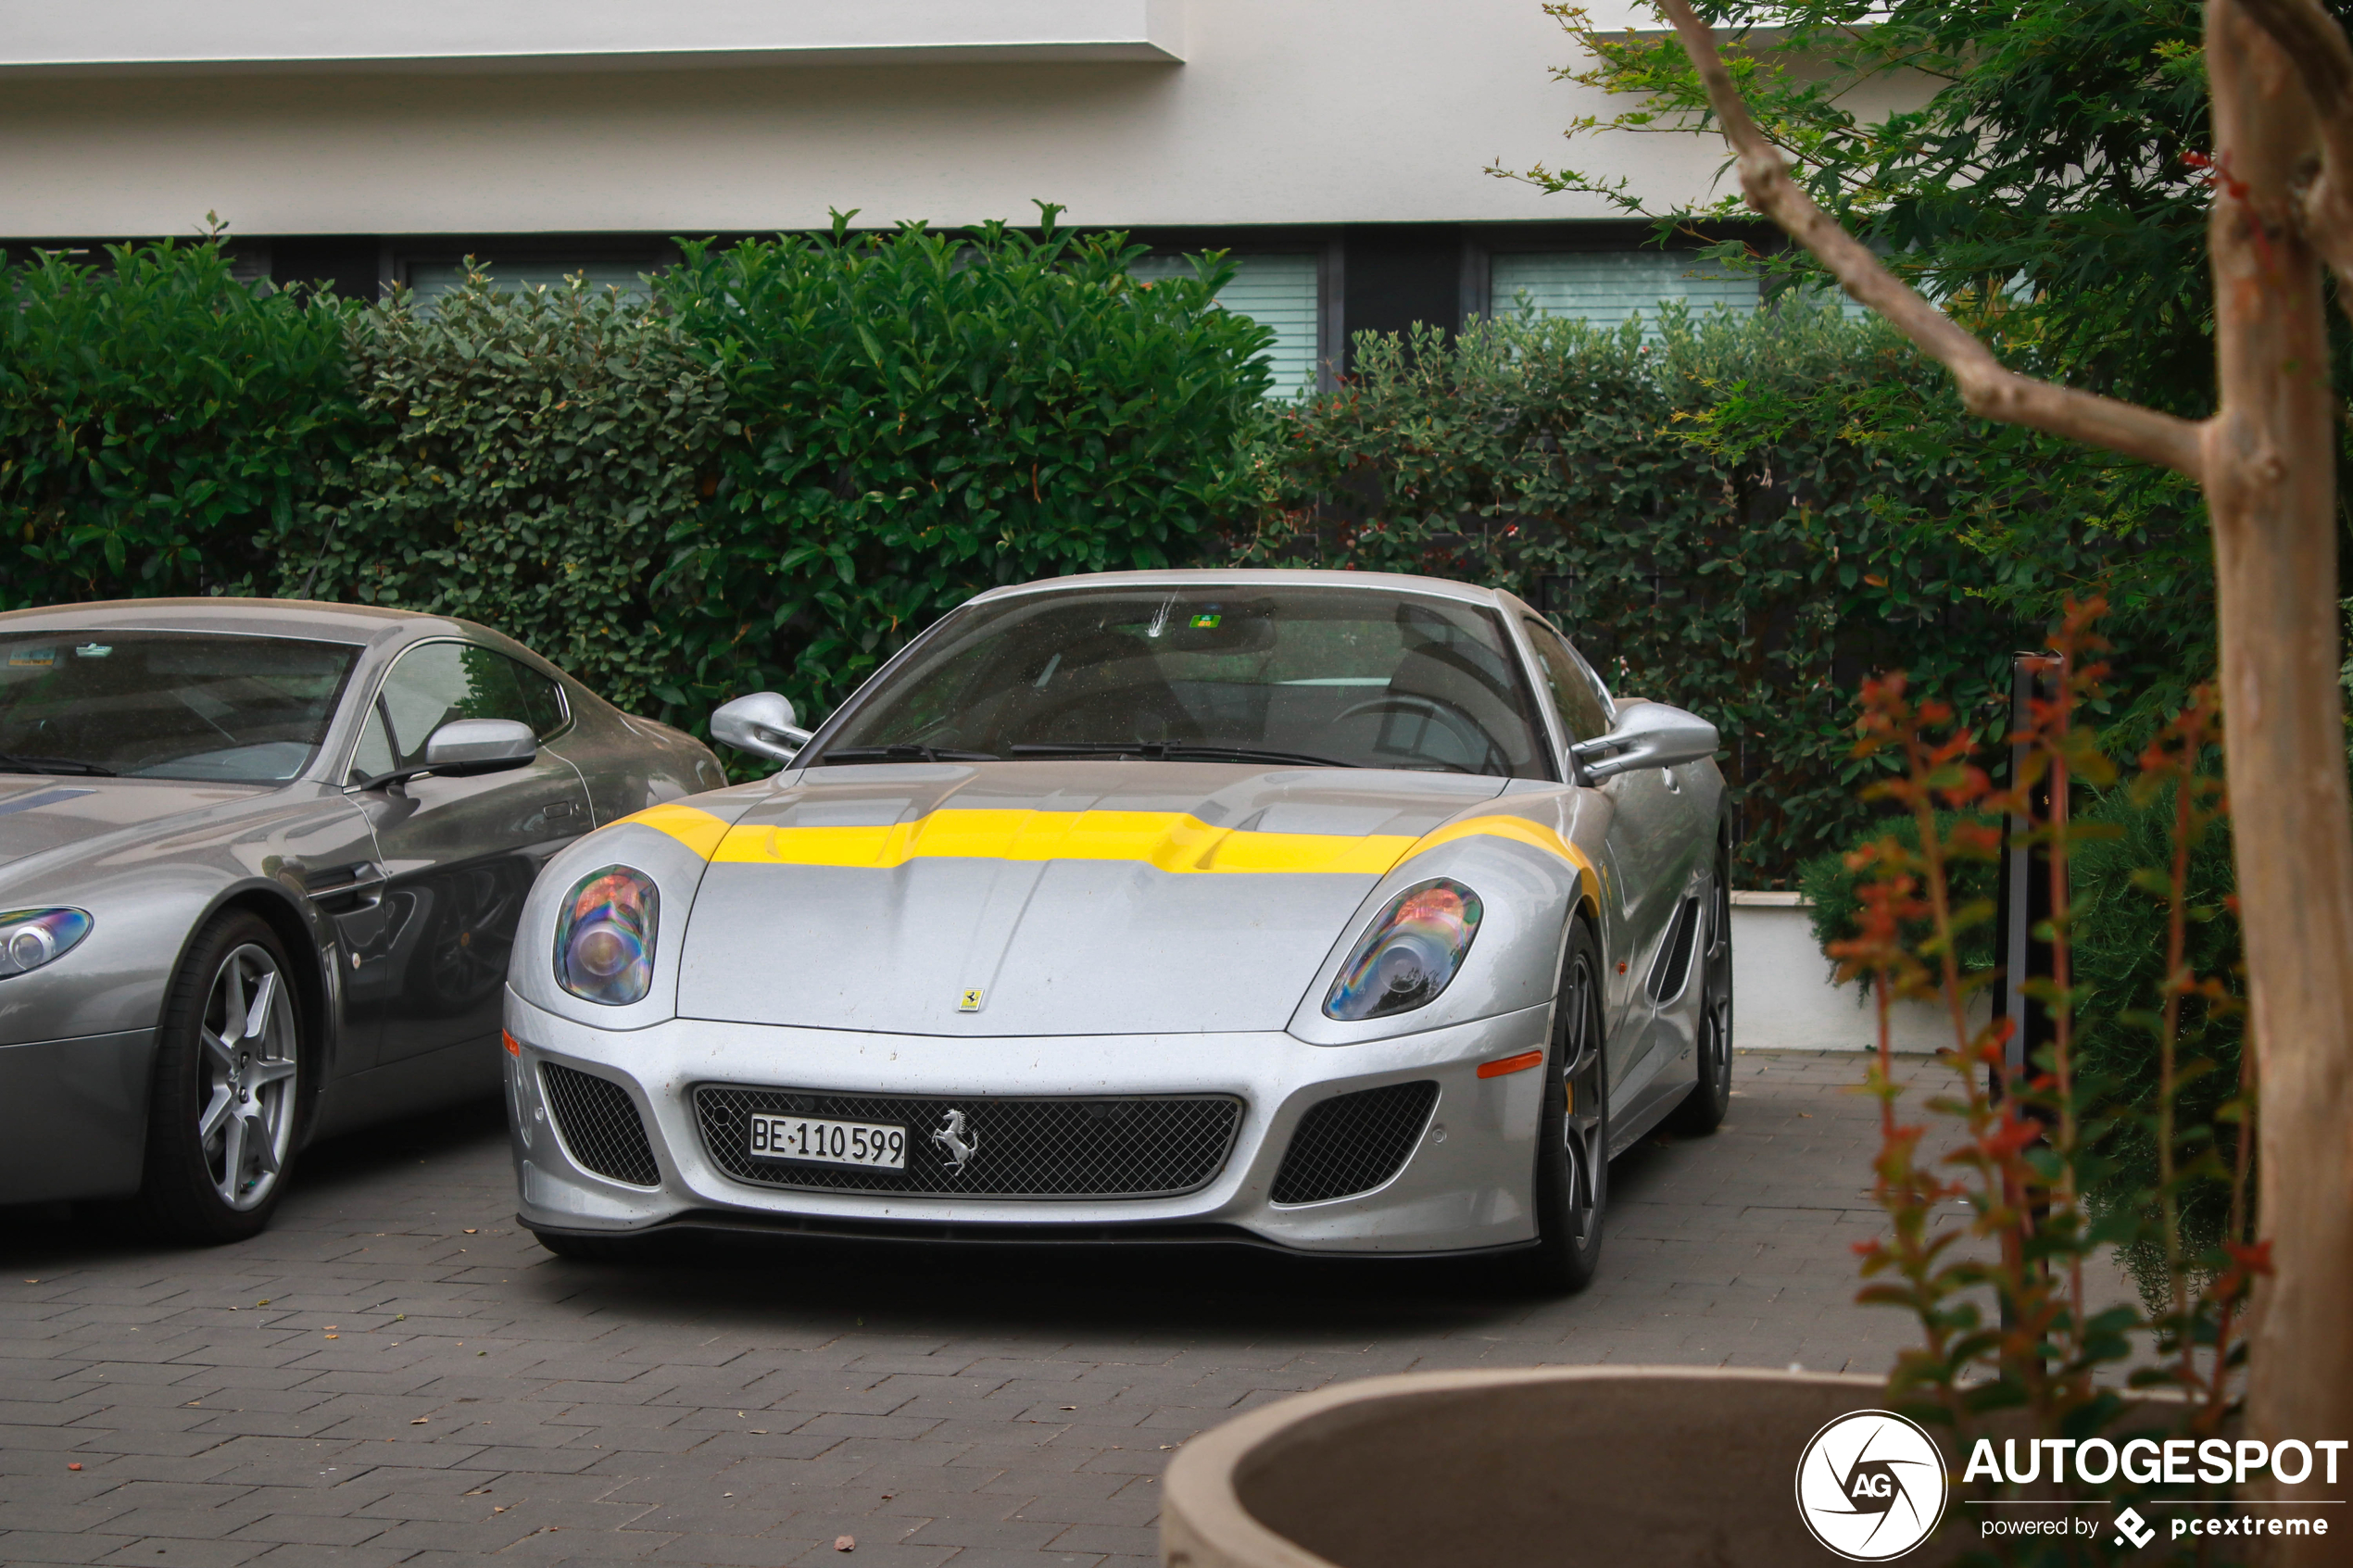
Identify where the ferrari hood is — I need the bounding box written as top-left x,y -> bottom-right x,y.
0,777 -> 270,872
668,761 -> 1512,1036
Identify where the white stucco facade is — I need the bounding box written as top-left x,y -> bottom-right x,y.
0,0 -> 1728,239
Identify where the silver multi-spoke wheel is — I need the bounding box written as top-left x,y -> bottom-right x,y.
197,944 -> 300,1210
141,910 -> 310,1244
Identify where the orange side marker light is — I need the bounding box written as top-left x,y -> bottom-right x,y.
1477,1049 -> 1545,1079
501,1030 -> 522,1057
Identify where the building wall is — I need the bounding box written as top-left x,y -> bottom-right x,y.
0,1 -> 1728,239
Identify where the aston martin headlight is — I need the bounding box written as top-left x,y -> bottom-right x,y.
553,867 -> 659,1006
0,908 -> 91,979
1323,880 -> 1483,1022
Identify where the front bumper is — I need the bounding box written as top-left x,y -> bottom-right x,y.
503,988 -> 1553,1255
0,1027 -> 155,1204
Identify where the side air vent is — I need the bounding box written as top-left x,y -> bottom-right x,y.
1645,895 -> 1703,1005
540,1062 -> 661,1187
1271,1081 -> 1441,1206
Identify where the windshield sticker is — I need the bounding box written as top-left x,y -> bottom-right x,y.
7,649 -> 55,668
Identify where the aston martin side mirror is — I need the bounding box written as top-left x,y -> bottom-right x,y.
422,718 -> 539,776
356,717 -> 539,791
1569,699 -> 1718,783
711,691 -> 812,764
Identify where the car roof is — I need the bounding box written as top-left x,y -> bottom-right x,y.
964,568 -> 1510,609
0,597 -> 449,646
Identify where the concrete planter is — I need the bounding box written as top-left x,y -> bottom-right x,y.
1160,1365 -> 1944,1568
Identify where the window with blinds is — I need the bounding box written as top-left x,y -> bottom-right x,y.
1131,252 -> 1323,396
405,259 -> 654,310
1488,251 -> 1757,332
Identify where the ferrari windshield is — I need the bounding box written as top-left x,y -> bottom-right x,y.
0,631 -> 361,783
818,584 -> 1553,778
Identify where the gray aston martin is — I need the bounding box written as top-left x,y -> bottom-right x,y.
507,570 -> 1731,1288
0,599 -> 721,1242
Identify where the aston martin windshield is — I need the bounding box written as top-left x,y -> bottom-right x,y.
819,586 -> 1553,778
0,632 -> 360,783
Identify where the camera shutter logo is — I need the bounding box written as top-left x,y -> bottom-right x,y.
1794,1410 -> 1949,1561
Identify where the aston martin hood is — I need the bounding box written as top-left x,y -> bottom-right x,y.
0,777 -> 270,872
673,761 -> 1511,1036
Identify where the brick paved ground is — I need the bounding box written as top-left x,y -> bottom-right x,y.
2,1049 -> 1972,1568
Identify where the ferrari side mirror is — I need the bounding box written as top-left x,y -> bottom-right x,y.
711,691 -> 812,763
1569,699 -> 1718,783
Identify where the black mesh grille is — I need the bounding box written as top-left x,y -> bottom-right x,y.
1271,1081 -> 1440,1205
694,1085 -> 1241,1199
541,1062 -> 661,1186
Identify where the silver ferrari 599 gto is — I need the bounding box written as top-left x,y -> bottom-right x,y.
506,570 -> 1731,1288
0,599 -> 721,1242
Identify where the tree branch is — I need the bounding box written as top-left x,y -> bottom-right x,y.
2234,0 -> 2353,306
1654,0 -> 2208,483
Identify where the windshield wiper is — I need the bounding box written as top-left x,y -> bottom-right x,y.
1008,741 -> 1356,770
0,754 -> 117,777
817,744 -> 1000,765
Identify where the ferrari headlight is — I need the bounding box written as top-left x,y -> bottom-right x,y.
1323,879 -> 1483,1022
553,867 -> 659,1006
0,908 -> 91,979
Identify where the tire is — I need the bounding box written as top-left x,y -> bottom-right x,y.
137,911 -> 307,1245
531,1228 -> 660,1262
1523,919 -> 1609,1293
1667,834 -> 1735,1136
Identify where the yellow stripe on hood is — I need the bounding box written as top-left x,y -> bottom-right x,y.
618,802 -> 1595,893
711,809 -> 1413,875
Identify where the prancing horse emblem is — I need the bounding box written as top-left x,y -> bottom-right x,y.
931,1109 -> 979,1173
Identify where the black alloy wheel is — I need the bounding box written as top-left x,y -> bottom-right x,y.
1525,918 -> 1609,1292
1667,831 -> 1736,1136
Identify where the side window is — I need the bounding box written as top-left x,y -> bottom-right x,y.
1521,618 -> 1612,745
348,643 -> 565,783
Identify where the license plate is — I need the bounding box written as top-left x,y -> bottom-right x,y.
746,1113 -> 908,1170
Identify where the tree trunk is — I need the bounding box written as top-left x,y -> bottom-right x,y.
2204,5 -> 2353,1541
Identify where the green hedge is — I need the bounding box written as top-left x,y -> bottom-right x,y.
0,242 -> 358,605
274,276 -> 728,716
1219,305 -> 2213,883
647,214 -> 1273,722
